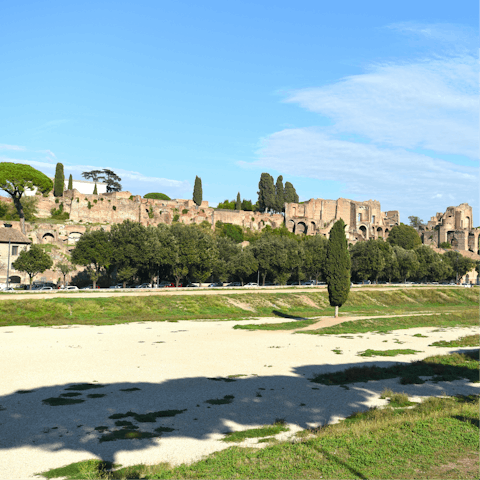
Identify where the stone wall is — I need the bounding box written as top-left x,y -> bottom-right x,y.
284,198 -> 400,242
422,203 -> 479,254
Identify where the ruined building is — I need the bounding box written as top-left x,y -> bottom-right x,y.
285,198 -> 400,242
422,203 -> 479,254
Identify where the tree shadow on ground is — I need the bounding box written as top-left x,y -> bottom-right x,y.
1,358 -> 478,473
272,309 -> 307,320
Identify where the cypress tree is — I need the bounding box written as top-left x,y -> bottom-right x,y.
193,176 -> 203,206
324,219 -> 351,317
284,181 -> 298,203
275,175 -> 284,213
235,192 -> 241,210
93,183 -> 98,195
257,173 -> 275,212
54,163 -> 65,197
67,174 -> 73,190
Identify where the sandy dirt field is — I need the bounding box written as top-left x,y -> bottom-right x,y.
0,316 -> 478,479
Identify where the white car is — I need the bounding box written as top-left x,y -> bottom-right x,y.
243,282 -> 258,287
39,286 -> 54,291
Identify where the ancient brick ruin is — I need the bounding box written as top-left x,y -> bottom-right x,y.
284,198 -> 400,242
421,203 -> 479,254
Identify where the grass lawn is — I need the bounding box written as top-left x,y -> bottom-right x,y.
0,288 -> 477,327
39,393 -> 479,479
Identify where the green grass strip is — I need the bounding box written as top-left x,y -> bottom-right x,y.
310,351 -> 479,385
298,309 -> 478,336
358,349 -> 422,357
222,422 -> 289,442
430,334 -> 479,348
0,288 -> 477,327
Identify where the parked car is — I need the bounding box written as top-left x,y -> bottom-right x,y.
208,282 -> 223,288
301,280 -> 316,286
135,283 -> 152,288
165,283 -> 182,288
2,287 -> 15,292
243,282 -> 258,287
226,282 -> 241,287
39,286 -> 53,291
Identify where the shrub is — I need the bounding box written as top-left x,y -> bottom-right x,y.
113,206 -> 116,211
76,198 -> 79,203
87,202 -> 92,210
55,198 -> 59,204
144,192 -> 171,200
129,195 -> 134,200
173,214 -> 180,222
100,198 -> 104,201
93,199 -> 98,204
50,202 -> 69,220
182,209 -> 188,215
148,208 -> 154,219
439,242 -> 452,249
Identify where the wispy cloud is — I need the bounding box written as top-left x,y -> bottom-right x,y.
0,144 -> 26,151
243,23 -> 479,221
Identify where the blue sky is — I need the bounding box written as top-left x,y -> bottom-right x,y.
1,0 -> 478,223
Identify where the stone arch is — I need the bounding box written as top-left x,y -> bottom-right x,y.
359,225 -> 367,239
9,275 -> 21,284
287,219 -> 295,232
68,232 -> 83,243
465,216 -> 471,229
42,233 -> 55,243
296,222 -> 307,235
376,227 -> 383,239
385,228 -> 389,236
310,221 -> 316,233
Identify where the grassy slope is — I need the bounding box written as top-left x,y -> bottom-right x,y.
40,394 -> 479,480
0,288 -> 477,327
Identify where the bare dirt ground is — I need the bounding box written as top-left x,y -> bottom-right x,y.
0,311 -> 478,479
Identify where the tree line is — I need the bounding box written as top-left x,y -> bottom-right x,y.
215,173 -> 299,213
65,221 -> 477,289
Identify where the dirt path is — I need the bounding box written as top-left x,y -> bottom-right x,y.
294,312 -> 443,331
0,285 -> 460,301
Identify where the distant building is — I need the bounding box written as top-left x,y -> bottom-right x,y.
0,225 -> 31,285
25,178 -> 107,196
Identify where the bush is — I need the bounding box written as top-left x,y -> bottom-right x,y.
144,192 -> 171,200
439,242 -> 452,249
113,206 -> 116,211
87,202 -> 92,210
182,209 -> 188,215
173,214 -> 180,222
50,202 -> 69,220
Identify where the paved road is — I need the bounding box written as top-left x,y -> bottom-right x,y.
0,284 -> 465,301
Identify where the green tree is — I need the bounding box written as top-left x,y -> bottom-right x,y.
350,240 -> 385,283
284,181 -> 299,203
71,229 -> 112,288
215,221 -> 244,243
93,183 -> 98,195
67,174 -> 73,190
393,246 -> 419,283
302,235 -> 328,285
232,248 -> 258,285
54,163 -> 65,197
0,196 -> 38,222
443,251 -> 476,283
408,216 -> 424,228
213,237 -> 239,283
257,173 -> 275,212
146,224 -> 179,285
235,192 -> 241,210
82,169 -> 122,192
216,199 -> 235,210
144,193 -> 171,200
275,175 -> 284,213
414,246 -> 451,282
193,176 -> 203,206
0,162 -> 53,234
56,261 -> 75,286
387,224 -> 422,250
325,219 -> 351,317
170,223 -> 217,286
110,221 -> 148,287
241,199 -> 255,211
12,244 -> 53,289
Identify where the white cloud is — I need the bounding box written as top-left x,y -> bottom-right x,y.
244,24 -> 479,221
285,54 -> 478,158
252,128 -> 477,210
0,144 -> 26,151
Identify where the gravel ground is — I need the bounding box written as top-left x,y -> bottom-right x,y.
0,317 -> 478,479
